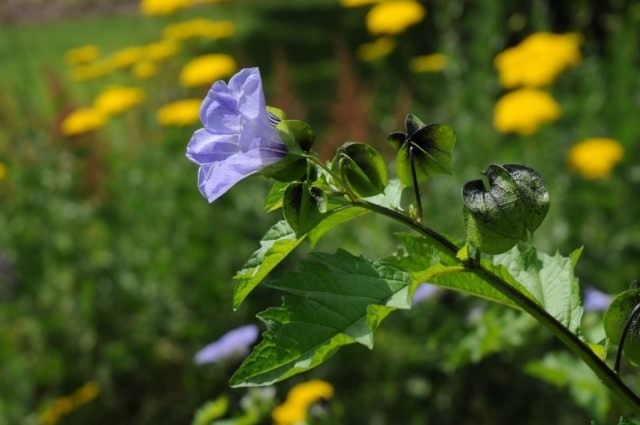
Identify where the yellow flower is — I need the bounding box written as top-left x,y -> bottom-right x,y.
493,88 -> 561,135
39,382 -> 101,425
140,0 -> 191,16
163,19 -> 236,41
108,46 -> 144,70
61,108 -> 107,136
141,39 -> 180,61
70,61 -> 114,82
71,381 -> 101,405
157,99 -> 201,126
357,37 -> 396,61
64,45 -> 101,66
366,0 -> 426,35
0,163 -> 7,182
494,32 -> 582,88
94,86 -> 145,116
179,54 -> 237,88
132,61 -> 158,79
409,53 -> 447,73
272,380 -> 334,425
340,0 -> 383,7
568,138 -> 624,180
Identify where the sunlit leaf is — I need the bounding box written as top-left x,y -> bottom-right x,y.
229,250 -> 410,386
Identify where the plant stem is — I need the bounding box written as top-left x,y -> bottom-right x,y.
409,144 -> 424,223
354,199 -> 640,416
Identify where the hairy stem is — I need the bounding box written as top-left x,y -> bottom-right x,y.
354,199 -> 640,416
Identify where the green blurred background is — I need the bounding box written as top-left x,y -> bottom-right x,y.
1,0 -> 640,423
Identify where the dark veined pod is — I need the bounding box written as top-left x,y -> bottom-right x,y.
336,142 -> 388,198
604,288 -> 640,369
462,164 -> 550,254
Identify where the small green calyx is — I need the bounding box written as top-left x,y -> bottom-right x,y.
261,119 -> 315,182
336,142 -> 388,198
462,163 -> 550,255
282,182 -> 327,236
276,119 -> 315,153
390,114 -> 455,187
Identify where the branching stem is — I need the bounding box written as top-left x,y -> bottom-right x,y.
353,199 -> 640,416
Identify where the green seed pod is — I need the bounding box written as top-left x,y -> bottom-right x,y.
336,143 -> 388,198
282,182 -> 326,236
462,164 -> 550,254
389,114 -> 455,187
604,289 -> 640,364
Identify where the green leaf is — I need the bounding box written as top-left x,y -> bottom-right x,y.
365,179 -> 405,211
337,143 -> 388,198
493,244 -> 583,333
233,220 -> 305,309
308,206 -> 367,246
229,250 -> 411,387
525,352 -> 610,421
414,262 -> 533,308
192,396 -> 228,425
263,182 -> 288,212
604,288 -> 640,363
618,418 -> 640,425
396,122 -> 455,186
283,182 -> 327,236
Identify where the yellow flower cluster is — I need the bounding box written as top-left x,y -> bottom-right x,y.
40,382 -> 100,425
357,37 -> 396,61
69,40 -> 179,82
495,32 -> 582,88
64,45 -> 101,66
61,108 -> 107,136
164,18 -> 236,41
493,88 -> 561,135
140,0 -> 192,16
157,99 -> 201,126
272,380 -> 335,425
366,0 -> 426,35
94,86 -> 146,116
409,52 -> 447,73
131,61 -> 158,80
567,138 -> 624,180
179,54 -> 237,88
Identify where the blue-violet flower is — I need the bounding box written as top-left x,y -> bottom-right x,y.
186,67 -> 286,202
194,324 -> 259,365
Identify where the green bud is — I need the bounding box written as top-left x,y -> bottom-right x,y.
462,164 -> 549,254
337,143 -> 388,198
282,182 -> 327,236
604,289 -> 640,364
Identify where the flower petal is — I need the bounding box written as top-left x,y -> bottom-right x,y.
200,80 -> 241,134
197,148 -> 283,202
186,128 -> 239,165
228,67 -> 265,121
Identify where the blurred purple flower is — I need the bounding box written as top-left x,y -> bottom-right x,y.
583,287 -> 612,312
186,67 -> 286,202
412,283 -> 441,305
194,324 -> 260,365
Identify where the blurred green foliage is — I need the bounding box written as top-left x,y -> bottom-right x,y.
1,0 -> 640,424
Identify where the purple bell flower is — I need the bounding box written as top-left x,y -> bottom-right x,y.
194,324 -> 260,365
186,67 -> 287,202
583,287 -> 612,312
